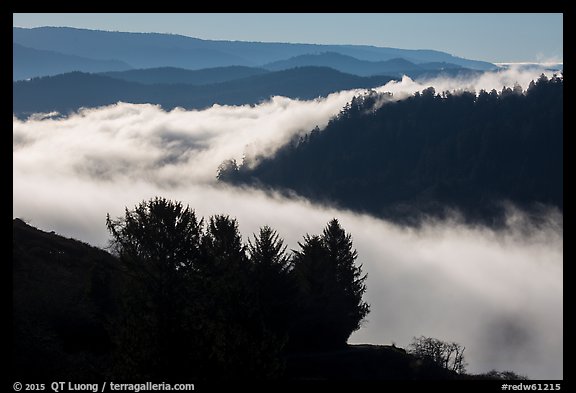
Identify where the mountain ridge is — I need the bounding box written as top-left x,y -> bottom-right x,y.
13,43 -> 132,81
264,52 -> 461,77
13,26 -> 496,74
13,67 -> 396,118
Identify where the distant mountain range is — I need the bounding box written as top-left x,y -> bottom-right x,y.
12,26 -> 498,118
13,26 -> 496,81
263,52 -> 466,77
13,67 -> 395,118
13,43 -> 132,81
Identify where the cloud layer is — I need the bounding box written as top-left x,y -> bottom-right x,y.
13,65 -> 563,379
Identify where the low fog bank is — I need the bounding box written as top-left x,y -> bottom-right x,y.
13,65 -> 562,378
374,63 -> 563,102
12,179 -> 563,379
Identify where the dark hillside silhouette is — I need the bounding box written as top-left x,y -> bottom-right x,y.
13,218 -> 119,380
223,74 -> 563,227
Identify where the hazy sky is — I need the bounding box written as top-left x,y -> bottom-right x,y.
13,13 -> 563,63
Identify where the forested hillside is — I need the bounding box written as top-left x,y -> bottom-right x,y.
220,74 -> 563,226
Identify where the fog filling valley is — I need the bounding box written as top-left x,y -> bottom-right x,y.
13,67 -> 563,379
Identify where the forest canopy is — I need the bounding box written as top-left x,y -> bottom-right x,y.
219,74 -> 563,227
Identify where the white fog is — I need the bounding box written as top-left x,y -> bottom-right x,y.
13,66 -> 563,379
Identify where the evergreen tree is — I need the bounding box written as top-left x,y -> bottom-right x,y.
199,216 -> 284,379
106,201 -> 283,379
216,159 -> 241,183
322,219 -> 370,340
106,197 -> 203,281
201,214 -> 246,274
290,234 -> 333,348
248,226 -> 296,337
105,197 -> 204,379
291,220 -> 369,349
248,226 -> 291,273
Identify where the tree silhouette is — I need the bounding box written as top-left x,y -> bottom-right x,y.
248,226 -> 291,273
106,200 -> 283,379
199,215 -> 284,378
248,226 -> 296,338
408,336 -> 467,374
290,219 -> 369,349
201,214 -> 246,274
290,234 -> 332,348
216,159 -> 241,184
106,197 -> 204,379
106,197 -> 203,278
322,219 -> 370,340
104,200 -> 373,375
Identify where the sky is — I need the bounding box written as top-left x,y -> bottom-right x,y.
12,13 -> 563,63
